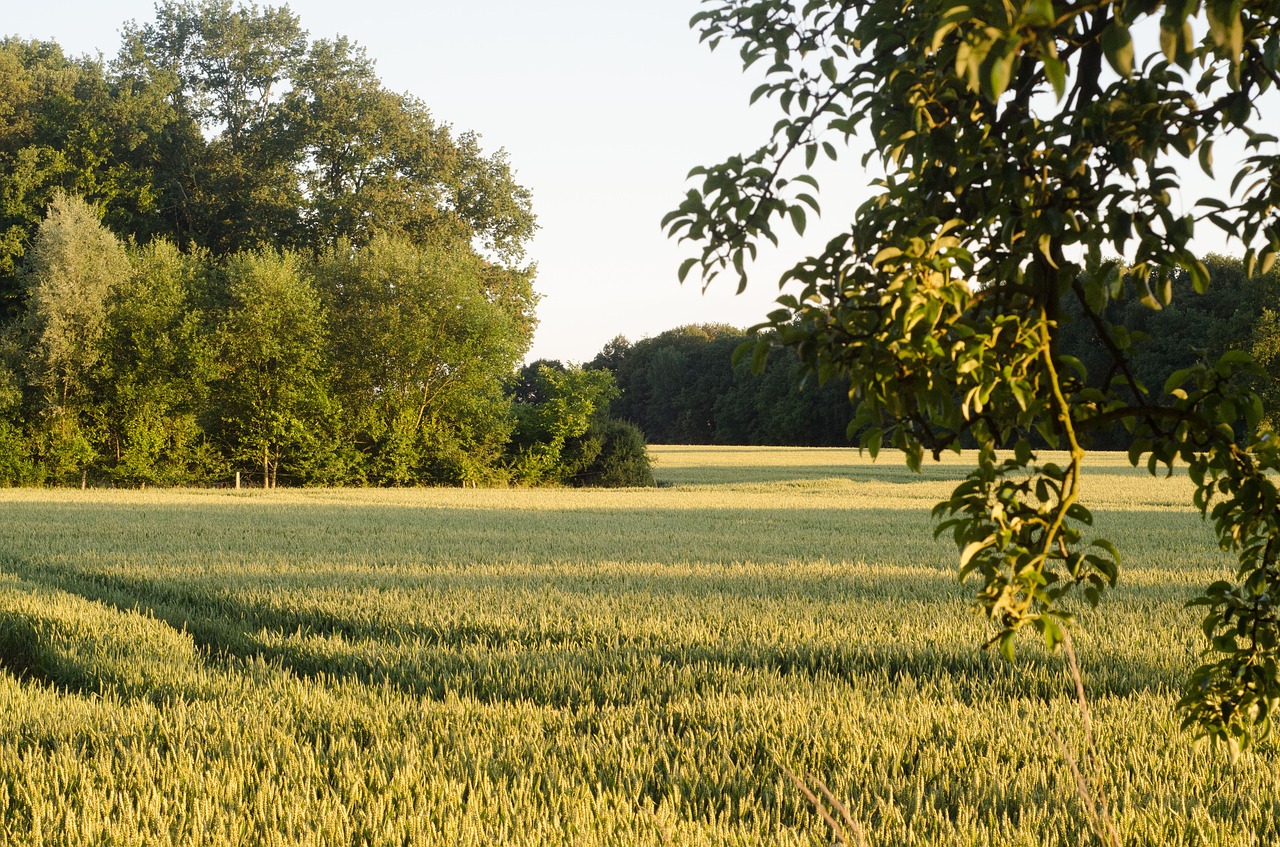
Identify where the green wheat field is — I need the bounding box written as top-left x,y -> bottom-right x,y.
0,446 -> 1276,846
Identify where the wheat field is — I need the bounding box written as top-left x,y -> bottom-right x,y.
0,446 -> 1275,846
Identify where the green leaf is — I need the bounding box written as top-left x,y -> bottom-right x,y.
1189,259 -> 1211,294
863,426 -> 883,458
999,630 -> 1017,662
873,247 -> 903,266
1090,540 -> 1121,584
1164,368 -> 1192,395
1043,55 -> 1066,100
1262,250 -> 1278,276
1014,438 -> 1033,465
1101,22 -> 1134,78
789,206 -> 807,236
1160,22 -> 1179,63
1040,616 -> 1064,650
1199,141 -> 1215,178
959,536 -> 992,569
751,339 -> 769,373
1024,0 -> 1055,27
1066,502 -> 1093,526
678,258 -> 699,283
987,45 -> 1017,99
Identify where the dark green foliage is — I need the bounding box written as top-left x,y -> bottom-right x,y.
0,208 -> 602,487
98,239 -> 221,485
570,419 -> 655,488
213,249 -> 333,488
314,234 -> 531,486
110,0 -> 536,260
0,420 -> 38,486
1060,257 -> 1280,448
0,37 -> 183,321
505,361 -> 655,487
507,363 -> 622,485
592,324 -> 852,446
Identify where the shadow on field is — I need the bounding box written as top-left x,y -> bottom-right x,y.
0,490 -> 1214,713
5,501 -> 947,567
654,463 -> 968,486
6,552 -> 1191,713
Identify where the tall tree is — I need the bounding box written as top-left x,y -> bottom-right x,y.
22,192 -> 127,408
284,37 -> 536,262
0,38 -> 182,320
214,248 -> 331,487
117,1 -> 537,262
121,0 -> 308,254
98,239 -> 220,484
670,1 -> 1280,754
21,192 -> 128,481
316,234 -> 533,485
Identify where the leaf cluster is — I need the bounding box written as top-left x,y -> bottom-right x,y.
670,0 -> 1280,752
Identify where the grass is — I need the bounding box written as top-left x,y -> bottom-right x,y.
0,446 -> 1275,845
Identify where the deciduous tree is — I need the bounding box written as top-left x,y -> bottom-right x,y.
99,239 -> 221,484
118,1 -> 537,263
315,234 -> 532,485
215,248 -> 331,487
20,193 -> 129,482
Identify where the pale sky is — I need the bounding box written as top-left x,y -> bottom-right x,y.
5,2 -> 1256,364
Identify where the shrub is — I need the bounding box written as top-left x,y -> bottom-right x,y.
571,419 -> 654,488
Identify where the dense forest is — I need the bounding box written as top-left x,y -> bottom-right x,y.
0,2 -> 649,487
584,325 -> 854,446
586,256 -> 1280,450
1060,255 -> 1280,446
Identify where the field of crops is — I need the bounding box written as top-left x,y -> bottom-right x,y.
0,445 -> 1276,846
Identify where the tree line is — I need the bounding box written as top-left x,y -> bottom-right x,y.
0,3 -> 651,488
585,324 -> 854,446
0,192 -> 650,488
587,256 -> 1280,450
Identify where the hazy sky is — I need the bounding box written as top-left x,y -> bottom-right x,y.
5,2 -> 1255,363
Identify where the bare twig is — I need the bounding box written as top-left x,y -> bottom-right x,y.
781,764 -> 870,847
1059,632 -> 1123,847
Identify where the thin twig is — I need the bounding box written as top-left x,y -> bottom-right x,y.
814,778 -> 870,847
1060,632 -> 1123,847
1049,727 -> 1109,840
781,764 -> 869,847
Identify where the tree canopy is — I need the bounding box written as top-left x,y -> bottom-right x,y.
0,1 -> 536,321
668,1 -> 1280,753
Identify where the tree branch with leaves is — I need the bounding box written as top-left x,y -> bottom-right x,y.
667,0 -> 1280,756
